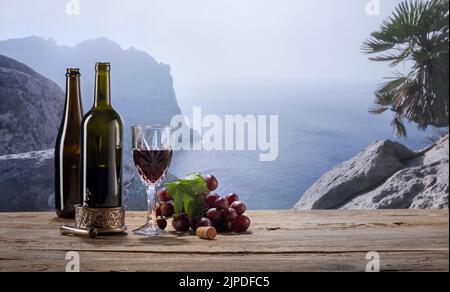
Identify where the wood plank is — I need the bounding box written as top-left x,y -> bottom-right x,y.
0,250 -> 448,272
0,210 -> 448,272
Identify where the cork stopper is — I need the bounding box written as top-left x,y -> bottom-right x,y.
196,226 -> 217,240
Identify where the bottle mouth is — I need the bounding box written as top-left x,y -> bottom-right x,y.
66,68 -> 80,76
96,62 -> 111,71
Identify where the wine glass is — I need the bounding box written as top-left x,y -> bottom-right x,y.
131,125 -> 173,237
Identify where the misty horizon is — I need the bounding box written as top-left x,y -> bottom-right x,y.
1,0 -> 409,99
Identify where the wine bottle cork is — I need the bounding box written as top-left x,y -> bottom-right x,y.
196,226 -> 217,240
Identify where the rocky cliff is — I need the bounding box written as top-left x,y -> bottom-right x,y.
0,149 -> 177,212
0,150 -> 54,211
0,52 -> 179,211
0,55 -> 62,211
0,55 -> 64,155
294,135 -> 449,210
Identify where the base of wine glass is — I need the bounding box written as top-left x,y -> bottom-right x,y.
133,222 -> 165,237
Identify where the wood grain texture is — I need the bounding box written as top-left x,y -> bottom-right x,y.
0,210 -> 448,272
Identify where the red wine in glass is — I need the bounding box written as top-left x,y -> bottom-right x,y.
132,149 -> 173,184
131,125 -> 173,237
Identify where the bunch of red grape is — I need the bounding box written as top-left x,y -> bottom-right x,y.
204,175 -> 251,233
155,174 -> 251,234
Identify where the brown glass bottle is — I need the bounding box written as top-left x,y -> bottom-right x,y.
55,68 -> 84,218
80,63 -> 123,208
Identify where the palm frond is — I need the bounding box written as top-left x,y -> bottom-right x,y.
392,116 -> 408,137
369,105 -> 390,114
377,76 -> 409,96
363,0 -> 449,137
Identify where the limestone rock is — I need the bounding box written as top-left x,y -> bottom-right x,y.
294,136 -> 449,210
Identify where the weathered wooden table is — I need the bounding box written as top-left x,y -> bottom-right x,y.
0,210 -> 448,272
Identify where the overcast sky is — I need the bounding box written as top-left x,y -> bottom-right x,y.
0,0 -> 405,92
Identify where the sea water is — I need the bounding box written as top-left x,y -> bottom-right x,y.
171,82 -> 431,209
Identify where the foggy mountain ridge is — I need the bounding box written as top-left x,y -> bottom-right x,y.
0,36 -> 181,127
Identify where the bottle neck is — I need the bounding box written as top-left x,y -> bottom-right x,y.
65,75 -> 82,113
94,70 -> 111,107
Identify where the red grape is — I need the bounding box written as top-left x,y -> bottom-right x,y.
172,214 -> 190,232
223,207 -> 238,221
232,215 -> 251,233
155,205 -> 162,217
215,197 -> 229,210
157,218 -> 167,230
161,201 -> 174,217
207,208 -> 221,222
190,217 -> 212,231
189,217 -> 200,231
205,193 -> 220,209
205,175 -> 219,191
198,217 -> 212,228
230,201 -> 247,216
157,187 -> 172,202
218,221 -> 233,233
225,193 -> 239,205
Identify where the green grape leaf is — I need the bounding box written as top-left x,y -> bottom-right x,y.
180,173 -> 209,194
166,181 -> 189,215
183,195 -> 195,218
165,173 -> 209,219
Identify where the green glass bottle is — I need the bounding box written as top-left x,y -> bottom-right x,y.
55,68 -> 84,218
81,62 -> 123,208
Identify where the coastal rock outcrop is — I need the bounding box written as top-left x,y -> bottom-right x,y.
294,135 -> 449,210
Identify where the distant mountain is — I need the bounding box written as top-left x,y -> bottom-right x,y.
0,54 -> 64,155
0,38 -> 182,211
0,36 -> 181,128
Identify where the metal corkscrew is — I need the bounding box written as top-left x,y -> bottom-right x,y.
60,224 -> 98,239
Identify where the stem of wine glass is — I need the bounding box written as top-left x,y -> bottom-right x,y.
146,184 -> 158,225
